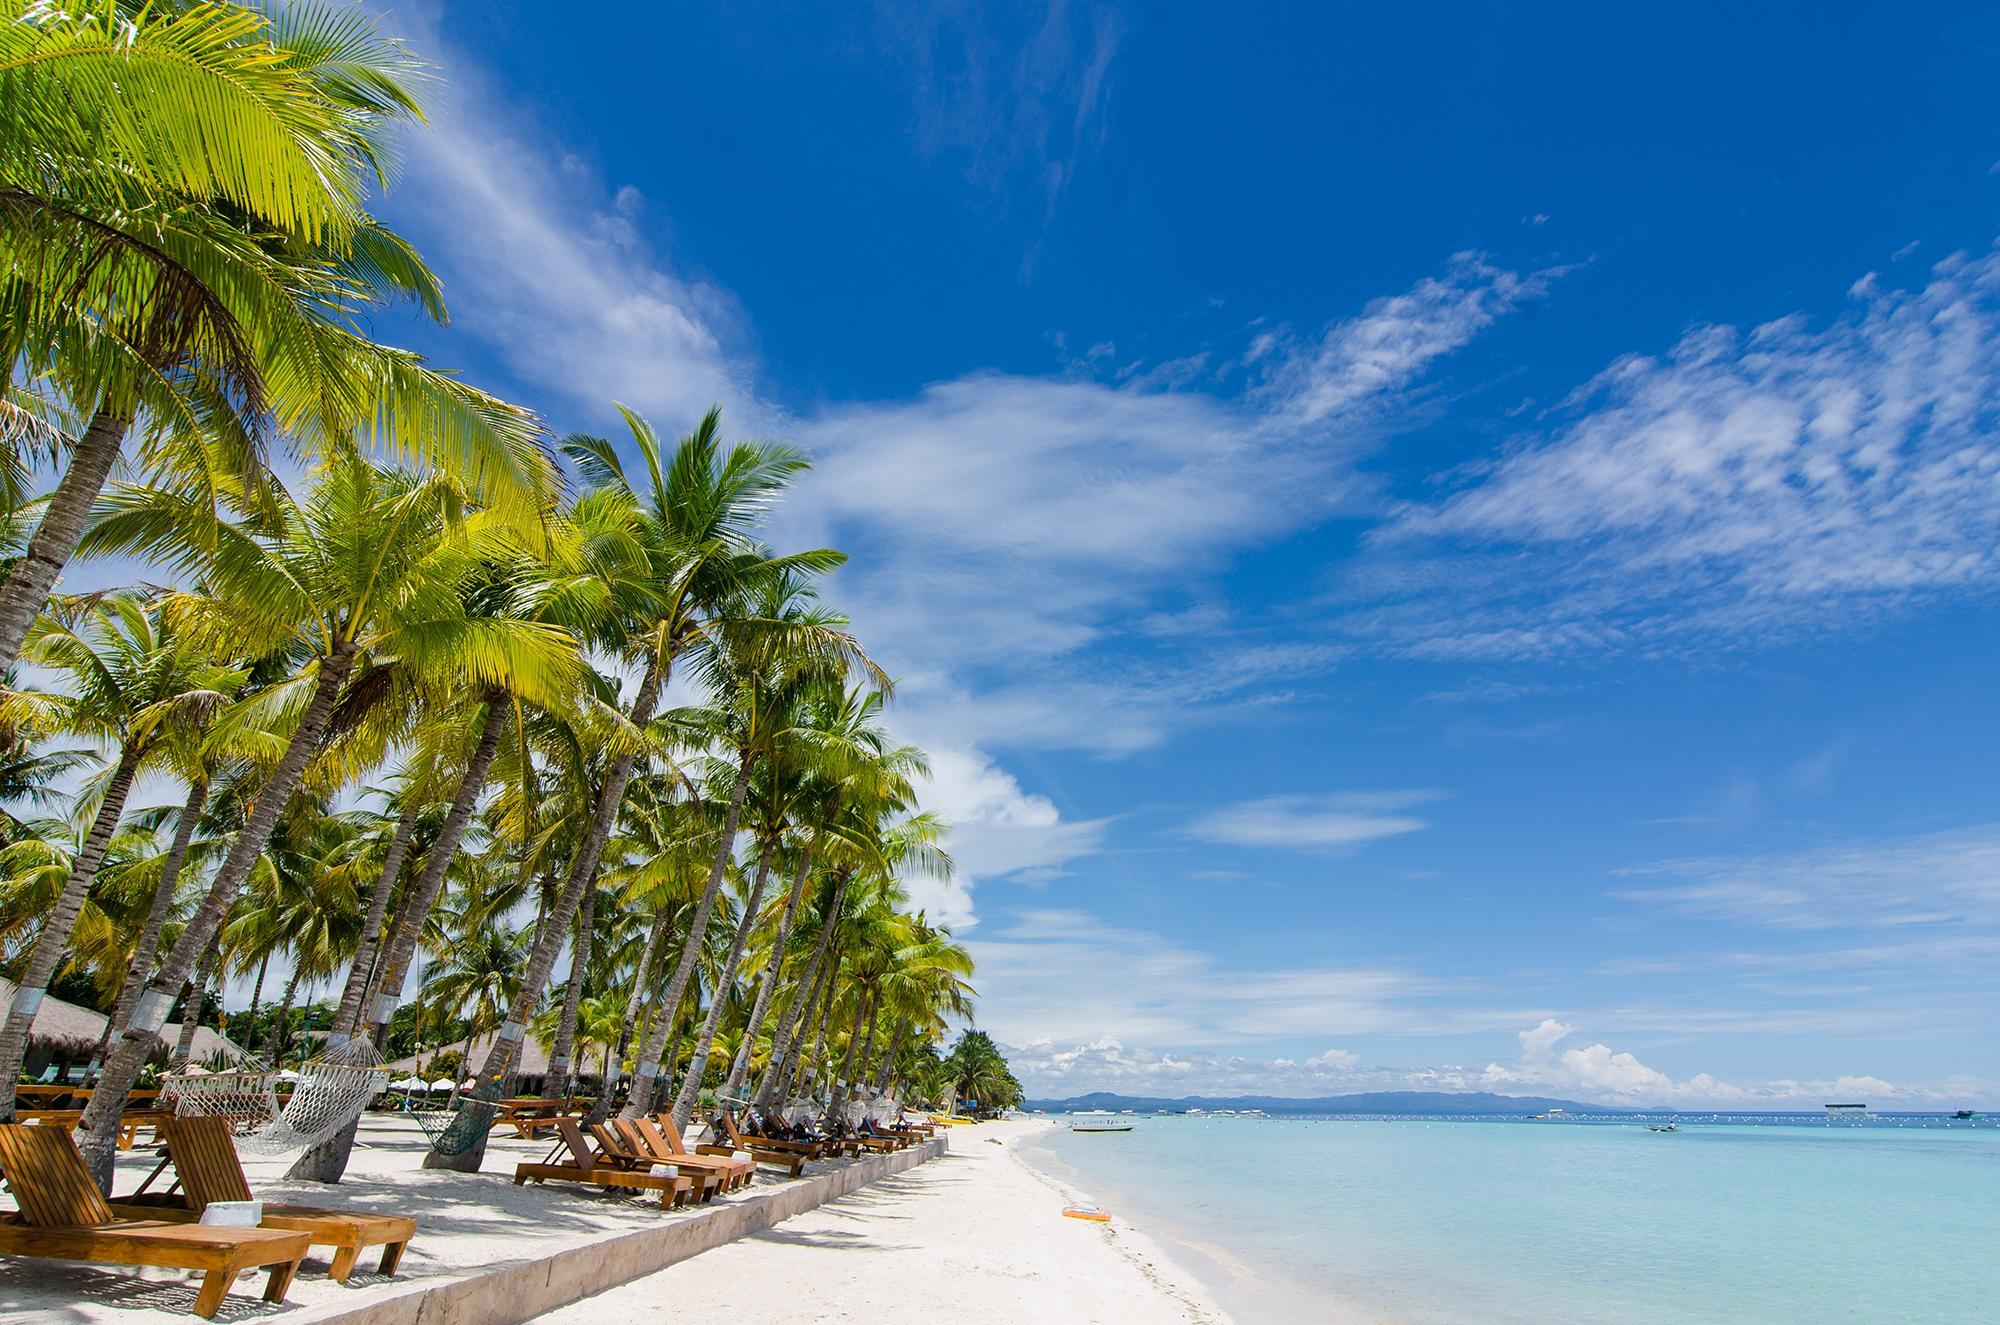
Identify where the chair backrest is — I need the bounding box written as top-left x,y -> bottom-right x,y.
164,1116 -> 254,1208
618,1117 -> 668,1161
555,1118 -> 597,1168
0,1124 -> 116,1228
642,1115 -> 689,1157
588,1121 -> 633,1161
720,1112 -> 749,1147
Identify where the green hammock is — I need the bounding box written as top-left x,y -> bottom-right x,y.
398,1089 -> 499,1157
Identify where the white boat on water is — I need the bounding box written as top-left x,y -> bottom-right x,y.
1071,1111 -> 1135,1133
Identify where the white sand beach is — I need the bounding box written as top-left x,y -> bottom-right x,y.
0,1114 -> 1225,1325
530,1118 -> 1230,1325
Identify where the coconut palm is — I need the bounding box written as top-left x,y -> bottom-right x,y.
70,459 -> 579,1183
0,593 -> 246,1111
0,1 -> 553,678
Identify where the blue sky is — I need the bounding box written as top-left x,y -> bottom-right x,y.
353,1 -> 2000,1106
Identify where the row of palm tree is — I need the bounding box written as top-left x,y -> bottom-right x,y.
0,0 -> 1011,1190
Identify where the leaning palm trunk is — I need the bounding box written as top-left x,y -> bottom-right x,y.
173,942 -> 225,1063
620,746 -> 755,1121
240,952 -> 271,1057
722,849 -> 813,1102
544,883 -> 596,1098
74,641 -> 359,1189
753,871 -> 847,1111
326,794 -> 422,1042
426,658 -> 666,1172
0,741 -> 144,1118
358,700 -> 505,1038
290,699 -> 505,1184
267,967 -> 303,1066
826,991 -> 871,1122
0,406 -> 130,676
873,1021 -> 907,1094
668,842 -> 778,1128
790,949 -> 844,1107
599,906 -> 673,1109
101,776 -> 210,1066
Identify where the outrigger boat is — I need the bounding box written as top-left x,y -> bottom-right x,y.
1071,1111 -> 1135,1133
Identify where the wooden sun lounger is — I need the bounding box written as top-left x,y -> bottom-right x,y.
714,1112 -> 822,1173
106,1117 -> 415,1283
512,1120 -> 696,1209
615,1118 -> 752,1192
0,1124 -> 309,1318
587,1123 -> 720,1202
17,1108 -> 167,1151
648,1114 -> 764,1185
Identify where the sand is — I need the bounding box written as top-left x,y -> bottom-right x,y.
528,1118 -> 1231,1325
0,1115 -> 1229,1324
0,1111 -> 855,1321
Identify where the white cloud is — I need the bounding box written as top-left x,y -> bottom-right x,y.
966,909 -> 1515,1049
1001,1019 -> 1940,1106
1362,244 -> 2000,657
1185,791 -> 1439,849
1611,826 -> 2000,931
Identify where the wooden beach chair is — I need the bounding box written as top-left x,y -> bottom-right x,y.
616,1118 -> 752,1192
714,1111 -> 821,1173
0,1124 -> 309,1318
512,1120 -> 696,1209
586,1123 -> 720,1202
106,1116 -> 415,1283
648,1113 -> 764,1185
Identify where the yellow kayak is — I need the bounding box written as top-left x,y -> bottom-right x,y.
933,1115 -> 977,1125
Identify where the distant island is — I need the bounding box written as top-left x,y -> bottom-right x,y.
1023,1090 -> 1639,1115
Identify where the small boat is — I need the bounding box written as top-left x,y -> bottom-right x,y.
1071,1111 -> 1135,1133
1953,1110 -> 1977,1119
1647,1123 -> 1679,1133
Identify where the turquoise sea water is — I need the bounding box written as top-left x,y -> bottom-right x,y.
1027,1115 -> 1997,1324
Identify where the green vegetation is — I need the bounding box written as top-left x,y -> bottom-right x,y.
0,0 -> 1012,1188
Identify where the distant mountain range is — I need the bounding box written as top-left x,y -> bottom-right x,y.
1022,1090 -> 1638,1115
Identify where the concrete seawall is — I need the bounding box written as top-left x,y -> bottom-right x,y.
291,1136 -> 948,1325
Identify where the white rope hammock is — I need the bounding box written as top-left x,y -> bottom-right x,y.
159,1039 -> 389,1155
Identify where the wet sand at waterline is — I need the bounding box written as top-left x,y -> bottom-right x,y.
530,1117 -> 1228,1325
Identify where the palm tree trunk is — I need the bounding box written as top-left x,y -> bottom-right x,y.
599,906 -> 672,1107
753,871 -> 847,1111
723,847 -> 812,1102
360,699 -> 505,1038
326,793 -> 421,1042
428,656 -> 665,1172
240,951 -> 271,1056
873,1020 -> 907,1094
828,990 -> 872,1122
622,745 -> 754,1121
103,776 -> 209,1055
267,966 -> 302,1066
0,740 -> 143,1119
173,941 -> 225,1063
791,948 -> 844,1107
74,639 -> 357,1190
0,405 -> 130,676
544,882 -> 595,1098
289,702 -> 504,1185
668,838 -> 777,1128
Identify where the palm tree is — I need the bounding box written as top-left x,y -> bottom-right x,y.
0,1 -> 553,676
0,593 -> 245,1111
438,406 -> 853,1169
71,459 -> 578,1184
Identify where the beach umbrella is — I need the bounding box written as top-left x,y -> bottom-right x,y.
275,1069 -> 301,1082
429,1077 -> 455,1091
390,1075 -> 425,1090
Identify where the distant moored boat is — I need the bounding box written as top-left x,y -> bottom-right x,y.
1071,1111 -> 1135,1133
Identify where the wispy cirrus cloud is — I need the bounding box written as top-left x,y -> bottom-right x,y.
1185,791 -> 1440,850
1611,825 -> 2000,932
1351,245 -> 2000,659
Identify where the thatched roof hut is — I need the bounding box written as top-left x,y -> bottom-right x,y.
0,978 -> 244,1071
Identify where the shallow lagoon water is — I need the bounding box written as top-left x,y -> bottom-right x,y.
1030,1114 -> 1997,1324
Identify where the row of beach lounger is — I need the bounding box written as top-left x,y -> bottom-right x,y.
0,1105 -> 934,1316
